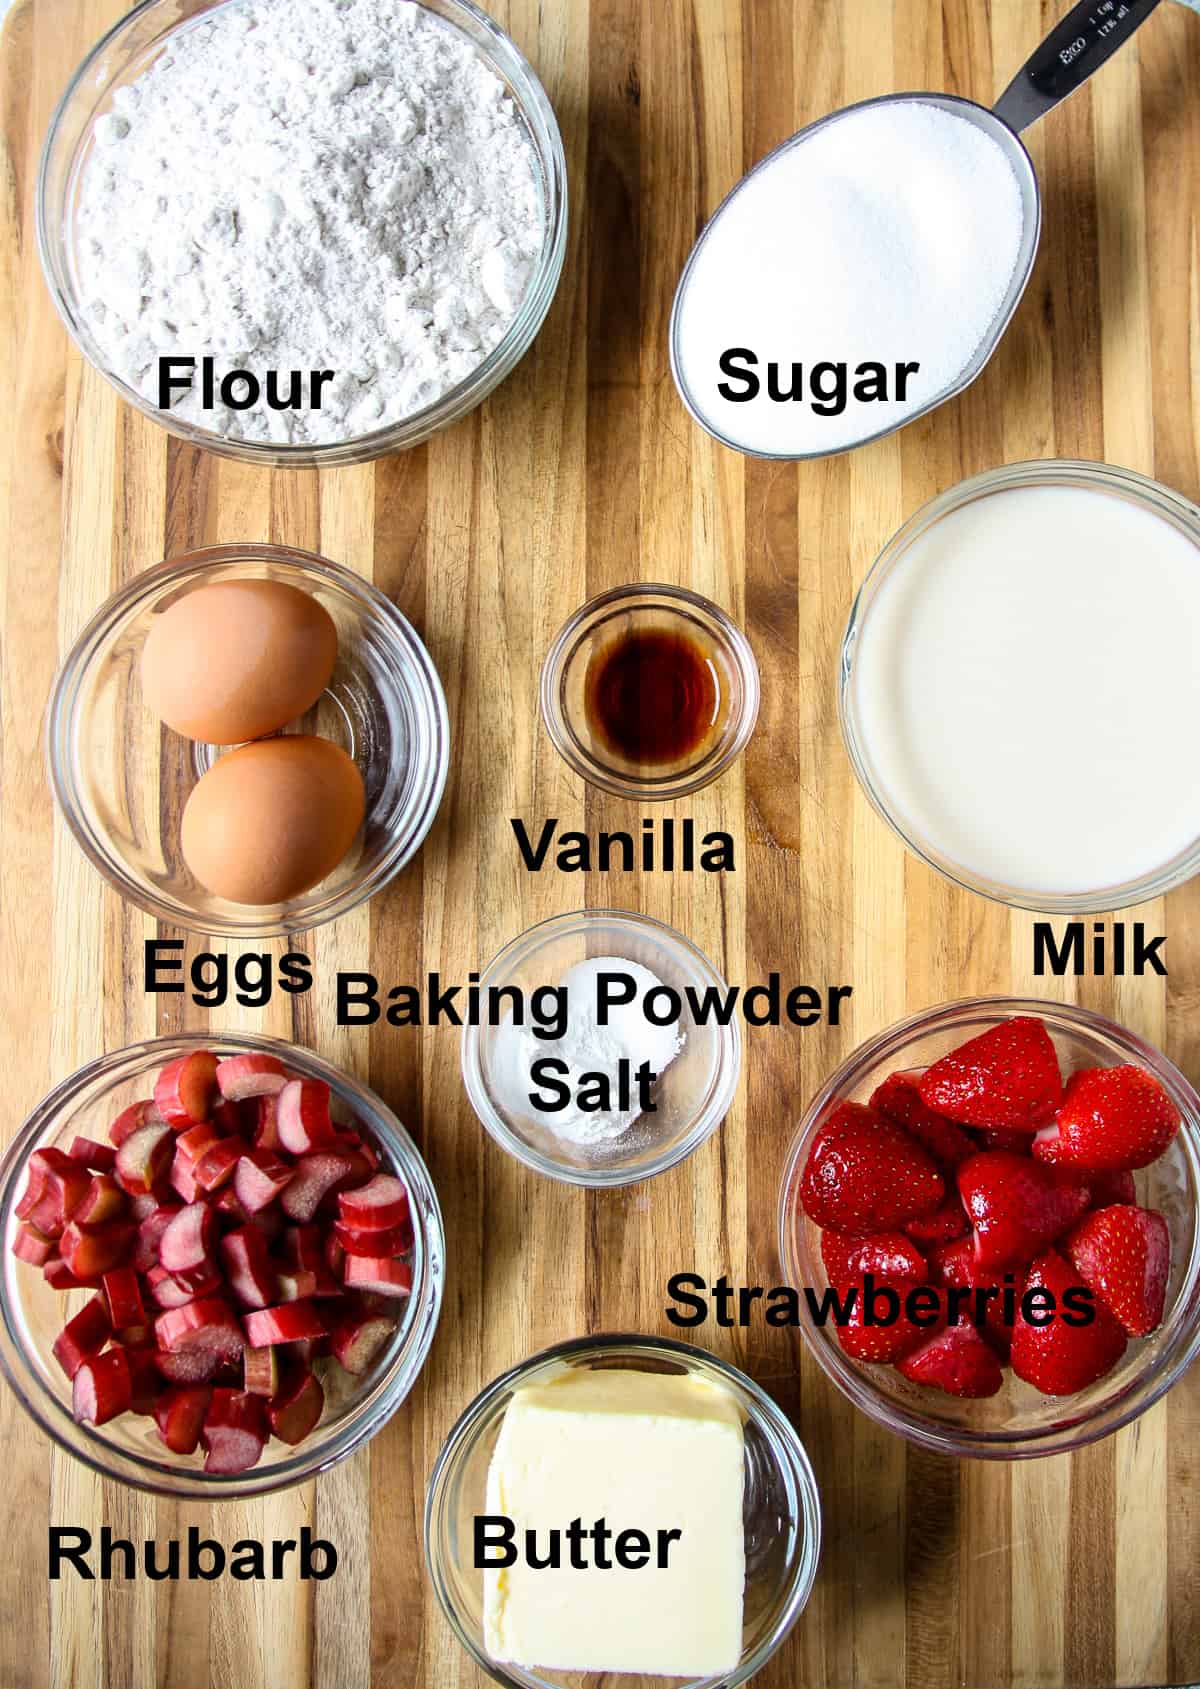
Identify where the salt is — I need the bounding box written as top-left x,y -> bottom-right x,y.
672,100 -> 1026,457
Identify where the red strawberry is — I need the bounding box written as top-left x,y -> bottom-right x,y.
1086,1169 -> 1137,1210
835,1281 -> 944,1363
1010,1249 -> 1127,1395
1033,1065 -> 1180,1172
897,1317 -> 1004,1398
958,1151 -> 1091,1269
870,1071 -> 977,1171
904,1195 -> 970,1246
1063,1204 -> 1170,1337
820,1228 -> 928,1290
927,1237 -> 1019,1358
800,1102 -> 944,1231
978,1127 -> 1035,1154
918,1017 -> 1062,1130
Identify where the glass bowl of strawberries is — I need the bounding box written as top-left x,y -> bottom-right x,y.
778,999 -> 1200,1458
0,1035 -> 444,1496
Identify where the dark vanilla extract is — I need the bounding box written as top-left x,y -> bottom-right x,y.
585,627 -> 722,766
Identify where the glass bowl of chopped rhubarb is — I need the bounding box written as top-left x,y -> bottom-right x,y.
0,1035 -> 444,1496
779,999 -> 1200,1459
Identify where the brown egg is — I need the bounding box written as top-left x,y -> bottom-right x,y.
182,736 -> 366,905
141,578 -> 338,743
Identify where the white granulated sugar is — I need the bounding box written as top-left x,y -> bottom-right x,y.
75,0 -> 544,445
673,100 -> 1025,455
492,957 -> 686,1151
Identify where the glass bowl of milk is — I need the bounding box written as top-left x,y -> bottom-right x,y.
841,460 -> 1200,912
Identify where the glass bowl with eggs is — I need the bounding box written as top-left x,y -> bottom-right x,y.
47,545 -> 449,937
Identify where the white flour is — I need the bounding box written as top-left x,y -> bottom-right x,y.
75,0 -> 544,445
493,957 -> 686,1150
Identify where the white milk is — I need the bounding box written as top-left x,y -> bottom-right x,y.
850,482 -> 1200,897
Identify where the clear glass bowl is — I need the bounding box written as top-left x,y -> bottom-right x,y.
47,544 -> 449,938
461,909 -> 743,1187
0,1034 -> 445,1499
36,0 -> 568,468
540,585 -> 760,801
425,1333 -> 822,1688
839,459 -> 1200,913
778,998 -> 1200,1460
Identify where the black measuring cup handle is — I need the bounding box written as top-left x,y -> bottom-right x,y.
994,0 -> 1163,133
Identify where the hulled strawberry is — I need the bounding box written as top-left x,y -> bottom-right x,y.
904,1195 -> 970,1246
897,1316 -> 1004,1398
1034,1065 -> 1180,1172
1010,1249 -> 1127,1395
820,1228 -> 928,1290
800,1101 -> 944,1231
1064,1204 -> 1170,1337
918,1017 -> 1062,1130
869,1071 -> 977,1171
835,1281 -> 944,1364
958,1151 -> 1091,1269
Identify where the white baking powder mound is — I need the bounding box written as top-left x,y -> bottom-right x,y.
673,100 -> 1025,456
492,957 -> 686,1150
74,0 -> 544,445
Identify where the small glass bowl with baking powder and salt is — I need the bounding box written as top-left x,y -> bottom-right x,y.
461,910 -> 743,1187
38,0 -> 568,468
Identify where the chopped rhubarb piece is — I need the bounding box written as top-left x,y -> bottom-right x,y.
333,1219 -> 411,1258
325,1234 -> 345,1281
337,1174 -> 410,1234
280,1225 -> 325,1273
73,1348 -> 133,1426
155,1295 -> 244,1360
43,1257 -> 101,1292
275,1269 -> 318,1302
108,1100 -> 163,1147
159,1202 -> 215,1274
74,1174 -> 128,1226
154,1385 -> 212,1453
126,1347 -> 162,1414
69,1136 -> 116,1174
52,1295 -> 112,1378
331,1312 -> 394,1375
253,1095 -> 282,1152
147,1261 -> 220,1308
60,1220 -> 135,1279
134,1203 -> 182,1273
194,1139 -> 241,1194
244,1206 -> 284,1247
154,1348 -> 222,1386
175,1122 -> 222,1167
154,1051 -> 219,1129
201,1389 -> 268,1474
243,1345 -> 281,1397
342,1255 -> 413,1298
115,1122 -> 174,1196
243,1301 -> 327,1346
217,1053 -> 289,1102
218,1227 -> 278,1310
13,1222 -> 56,1266
169,1158 -> 200,1204
280,1154 -> 355,1223
276,1080 -> 335,1155
268,1369 -> 324,1444
233,1151 -> 293,1215
103,1265 -> 146,1329
214,1186 -> 249,1225
21,1153 -> 91,1235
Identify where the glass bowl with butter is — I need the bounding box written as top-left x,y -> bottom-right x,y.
425,1334 -> 821,1687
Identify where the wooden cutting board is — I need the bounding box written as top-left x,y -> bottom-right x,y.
3,1 -> 1199,1684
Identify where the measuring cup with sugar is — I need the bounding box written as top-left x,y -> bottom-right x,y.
671,0 -> 1170,461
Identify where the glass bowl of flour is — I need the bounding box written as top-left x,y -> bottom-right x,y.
461,911 -> 744,1187
37,0 -> 568,467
